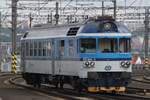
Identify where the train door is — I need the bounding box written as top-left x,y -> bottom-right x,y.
57,39 -> 65,74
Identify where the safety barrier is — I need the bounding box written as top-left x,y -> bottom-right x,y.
11,52 -> 17,74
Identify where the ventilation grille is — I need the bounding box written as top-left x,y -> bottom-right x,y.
67,27 -> 79,36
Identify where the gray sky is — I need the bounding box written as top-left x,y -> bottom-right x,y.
0,0 -> 150,7
0,0 -> 149,27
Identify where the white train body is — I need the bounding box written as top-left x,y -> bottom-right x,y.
25,60 -> 131,78
21,17 -> 132,92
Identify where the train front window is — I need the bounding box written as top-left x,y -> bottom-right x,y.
80,38 -> 96,53
119,38 -> 131,53
99,38 -> 118,53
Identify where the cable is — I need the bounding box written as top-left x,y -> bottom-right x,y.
62,0 -> 73,14
129,0 -> 138,7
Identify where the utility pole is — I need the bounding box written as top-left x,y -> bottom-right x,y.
29,13 -> 33,28
11,0 -> 18,74
47,14 -> 50,23
125,0 -> 126,15
113,0 -> 117,20
0,12 -> 1,67
0,12 -> 1,34
50,12 -> 53,24
144,8 -> 150,70
102,1 -> 105,16
12,0 -> 17,53
55,2 -> 59,25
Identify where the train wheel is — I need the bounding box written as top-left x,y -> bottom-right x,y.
33,75 -> 41,88
53,76 -> 59,88
71,80 -> 76,90
76,79 -> 82,92
59,77 -> 64,89
60,79 -> 64,89
60,82 -> 64,88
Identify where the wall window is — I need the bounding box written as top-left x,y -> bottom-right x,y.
80,38 -> 96,53
99,38 -> 118,53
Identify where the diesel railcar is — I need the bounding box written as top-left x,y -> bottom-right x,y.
21,17 -> 132,93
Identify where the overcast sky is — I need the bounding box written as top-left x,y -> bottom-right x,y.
0,0 -> 150,7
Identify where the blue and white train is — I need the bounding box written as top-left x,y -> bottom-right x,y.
21,16 -> 132,93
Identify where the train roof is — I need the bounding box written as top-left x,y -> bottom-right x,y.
22,23 -> 83,40
22,17 -> 131,40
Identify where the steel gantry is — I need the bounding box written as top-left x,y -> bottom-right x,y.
1,0 -> 149,31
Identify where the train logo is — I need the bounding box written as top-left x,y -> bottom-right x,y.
104,65 -> 112,71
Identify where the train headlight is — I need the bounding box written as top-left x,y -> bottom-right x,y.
126,61 -> 131,66
120,61 -> 130,68
85,61 -> 90,66
121,62 -> 125,66
83,61 -> 95,68
90,62 -> 95,67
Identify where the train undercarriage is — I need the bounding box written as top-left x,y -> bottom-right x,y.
22,72 -> 131,93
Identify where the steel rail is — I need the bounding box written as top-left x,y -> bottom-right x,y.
9,76 -> 150,100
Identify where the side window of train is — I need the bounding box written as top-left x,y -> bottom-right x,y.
25,42 -> 29,56
21,42 -> 25,57
46,41 -> 52,57
59,40 -> 65,57
34,41 -> 38,56
29,41 -> 34,56
68,39 -> 74,56
38,41 -> 42,56
43,41 -> 47,56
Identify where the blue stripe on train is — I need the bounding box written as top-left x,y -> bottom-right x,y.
80,53 -> 132,61
80,58 -> 131,61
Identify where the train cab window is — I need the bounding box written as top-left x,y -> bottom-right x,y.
80,38 -> 96,53
119,38 -> 131,53
99,38 -> 118,53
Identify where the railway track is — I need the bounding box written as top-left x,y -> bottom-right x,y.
129,76 -> 150,93
8,75 -> 150,100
